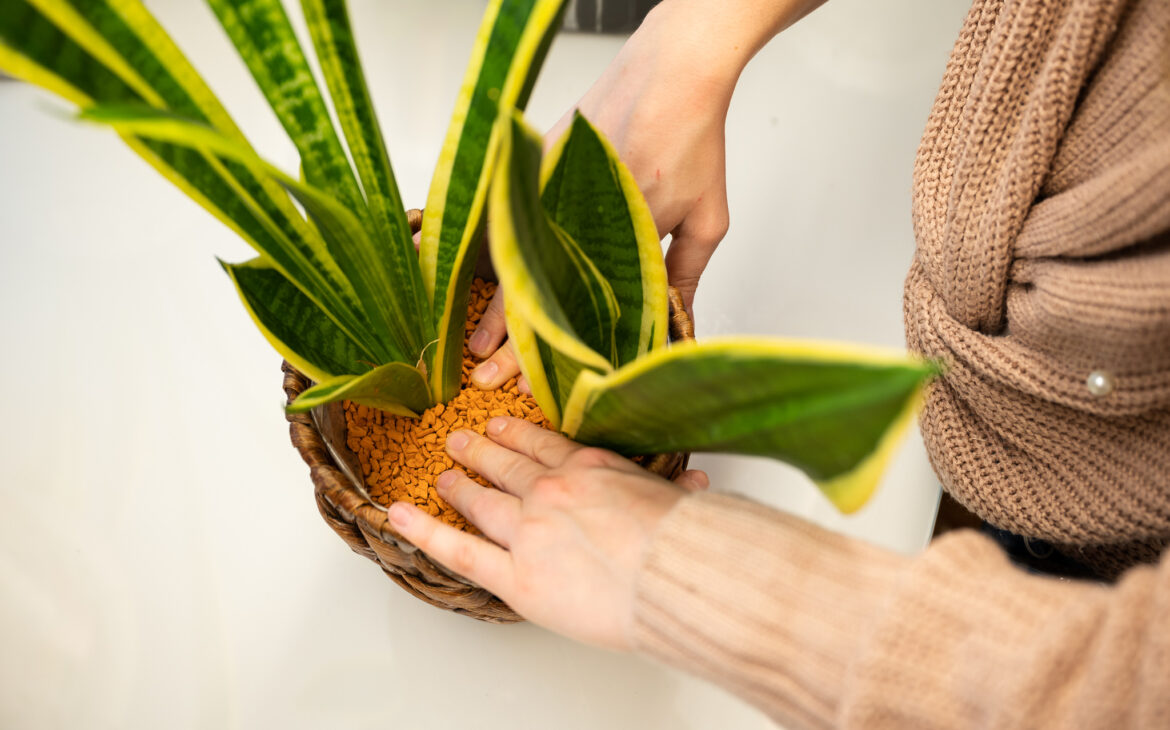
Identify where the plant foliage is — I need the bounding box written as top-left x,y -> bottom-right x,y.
489,111 -> 936,511
0,0 -> 935,511
0,0 -> 565,413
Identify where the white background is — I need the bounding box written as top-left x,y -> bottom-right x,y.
0,1 -> 969,727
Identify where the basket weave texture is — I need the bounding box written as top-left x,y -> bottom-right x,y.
284,262 -> 693,623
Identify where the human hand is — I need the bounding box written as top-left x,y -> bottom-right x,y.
466,4 -> 733,387
465,284 -> 525,391
386,416 -> 709,650
469,1 -> 822,388
544,2 -> 740,315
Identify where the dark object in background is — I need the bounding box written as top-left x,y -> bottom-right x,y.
564,0 -> 659,34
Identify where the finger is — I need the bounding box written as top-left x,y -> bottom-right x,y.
517,375 -> 531,396
485,416 -> 584,469
446,428 -> 543,498
435,469 -> 522,547
674,469 -> 710,492
388,502 -> 514,596
470,339 -> 522,390
665,200 -> 729,312
469,287 -> 507,357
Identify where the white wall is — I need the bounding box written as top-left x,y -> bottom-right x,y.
0,1 -> 970,727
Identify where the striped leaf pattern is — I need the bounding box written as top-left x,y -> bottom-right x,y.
2,0 -> 575,414
551,220 -> 621,364
0,1 -> 139,107
5,0 -> 934,513
206,0 -> 362,211
3,0 -> 574,415
299,0 -> 430,354
562,340 -> 935,513
208,0 -> 428,361
420,0 -> 567,402
53,0 -> 348,278
488,105 -> 936,511
287,361 -> 432,416
0,0 -> 381,361
541,111 -> 668,364
488,111 -> 613,427
77,103 -> 419,367
500,303 -> 594,427
223,257 -> 375,383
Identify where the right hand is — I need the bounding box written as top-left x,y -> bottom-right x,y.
387,416 -> 709,650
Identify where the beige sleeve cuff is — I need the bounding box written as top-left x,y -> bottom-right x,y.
631,492 -> 906,729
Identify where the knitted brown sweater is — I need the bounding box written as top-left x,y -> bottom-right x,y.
632,0 -> 1170,727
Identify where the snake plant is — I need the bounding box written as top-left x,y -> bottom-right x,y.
0,0 -> 934,512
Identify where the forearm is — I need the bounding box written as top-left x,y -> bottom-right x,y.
635,492 -> 1170,729
640,0 -> 829,89
633,493 -> 901,729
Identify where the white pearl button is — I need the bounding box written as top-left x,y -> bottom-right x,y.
1086,370 -> 1115,397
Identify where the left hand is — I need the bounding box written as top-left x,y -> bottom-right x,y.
387,416 -> 709,650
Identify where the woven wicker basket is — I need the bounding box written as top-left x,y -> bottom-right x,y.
283,214 -> 693,623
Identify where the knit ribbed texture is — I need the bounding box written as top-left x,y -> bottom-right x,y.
631,1 -> 1170,724
903,0 -> 1170,574
842,532 -> 1170,729
633,493 -> 904,730
634,493 -> 1170,729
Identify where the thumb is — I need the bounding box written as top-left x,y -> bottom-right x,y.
663,201 -> 729,313
469,286 -> 507,358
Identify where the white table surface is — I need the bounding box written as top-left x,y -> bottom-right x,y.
0,1 -> 970,727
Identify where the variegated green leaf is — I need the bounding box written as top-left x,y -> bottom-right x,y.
552,220 -> 621,363
71,0 -> 354,305
20,0 -> 347,292
488,110 -> 613,427
493,111 -> 619,355
300,0 -> 430,356
287,361 -> 431,416
206,0 -> 442,359
562,340 -> 936,513
420,0 -> 567,402
0,1 -> 139,108
207,0 -> 363,214
501,300 -> 593,427
0,0 -> 381,358
223,257 -> 375,382
542,111 -> 668,363
78,104 -> 422,367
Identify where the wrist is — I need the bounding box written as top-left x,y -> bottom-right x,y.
641,0 -> 825,88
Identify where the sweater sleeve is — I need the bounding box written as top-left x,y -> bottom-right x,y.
632,492 -> 1170,729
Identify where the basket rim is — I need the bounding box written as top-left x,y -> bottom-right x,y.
284,362 -> 526,622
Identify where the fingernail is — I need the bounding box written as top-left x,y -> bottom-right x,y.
388,501 -> 413,528
471,360 -> 498,386
693,471 -> 711,489
436,470 -> 459,491
469,328 -> 492,356
487,417 -> 508,436
446,430 -> 470,452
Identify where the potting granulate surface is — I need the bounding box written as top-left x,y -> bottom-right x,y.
344,278 -> 553,532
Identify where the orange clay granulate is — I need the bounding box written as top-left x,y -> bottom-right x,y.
344,278 -> 554,532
